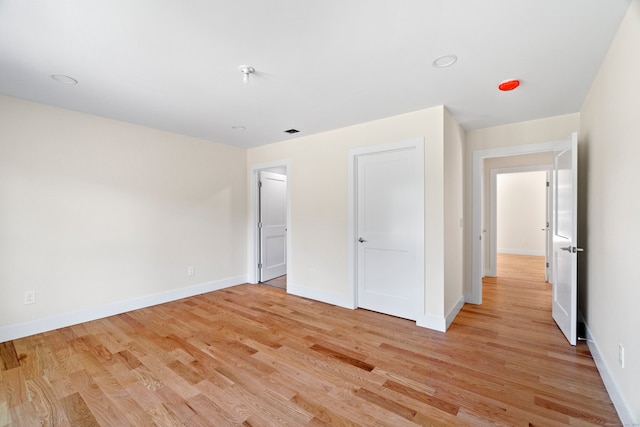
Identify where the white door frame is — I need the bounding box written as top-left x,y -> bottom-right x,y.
470,139 -> 571,304
487,165 -> 552,278
348,138 -> 425,316
248,161 -> 291,285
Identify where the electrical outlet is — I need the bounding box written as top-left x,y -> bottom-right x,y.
187,266 -> 195,276
619,343 -> 625,368
24,290 -> 36,305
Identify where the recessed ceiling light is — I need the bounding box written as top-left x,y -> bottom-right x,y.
50,74 -> 78,84
232,125 -> 246,131
498,79 -> 520,91
432,55 -> 458,68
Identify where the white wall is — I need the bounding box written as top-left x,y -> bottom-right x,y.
579,0 -> 640,422
0,96 -> 247,340
496,171 -> 547,256
247,106 -> 464,330
443,108 -> 464,320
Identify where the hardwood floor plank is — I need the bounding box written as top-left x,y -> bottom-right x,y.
60,392 -> 100,427
0,342 -> 21,371
2,367 -> 28,409
309,343 -> 375,372
382,379 -> 459,416
534,396 -> 617,425
68,370 -> 130,427
355,387 -> 417,420
25,376 -> 68,426
0,401 -> 9,426
154,387 -> 212,427
145,403 -> 187,427
0,254 -> 621,425
289,392 -> 359,426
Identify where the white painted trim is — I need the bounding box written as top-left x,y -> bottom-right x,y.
472,137 -> 573,305
488,165 -> 552,277
463,293 -> 475,304
287,283 -> 356,310
584,321 -> 637,426
417,314 -> 446,332
347,138 -> 425,322
0,276 -> 246,342
248,160 -> 291,285
445,296 -> 465,330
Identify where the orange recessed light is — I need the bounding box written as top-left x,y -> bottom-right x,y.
498,79 -> 520,91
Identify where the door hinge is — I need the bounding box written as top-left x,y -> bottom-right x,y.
259,181 -> 263,188
546,181 -> 550,187
258,222 -> 263,229
546,262 -> 549,268
546,222 -> 550,228
258,263 -> 262,269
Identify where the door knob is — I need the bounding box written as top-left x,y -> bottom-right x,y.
561,246 -> 584,253
358,237 -> 367,243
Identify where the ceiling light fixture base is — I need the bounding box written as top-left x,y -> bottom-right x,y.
239,65 -> 255,84
50,74 -> 78,84
432,55 -> 458,68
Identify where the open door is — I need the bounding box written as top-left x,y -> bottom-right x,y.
259,171 -> 287,282
551,133 -> 580,345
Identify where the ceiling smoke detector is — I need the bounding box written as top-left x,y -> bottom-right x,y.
498,79 -> 520,91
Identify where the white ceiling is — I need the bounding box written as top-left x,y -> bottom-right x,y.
0,0 -> 631,148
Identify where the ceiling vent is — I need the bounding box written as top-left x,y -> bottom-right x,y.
284,129 -> 300,134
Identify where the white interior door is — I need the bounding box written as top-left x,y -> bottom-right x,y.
259,171 -> 287,282
551,133 -> 579,345
356,147 -> 421,320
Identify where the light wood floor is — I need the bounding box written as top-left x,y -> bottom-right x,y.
262,275 -> 286,290
0,255 -> 619,426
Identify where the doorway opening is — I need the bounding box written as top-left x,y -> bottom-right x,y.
249,162 -> 290,290
492,167 -> 551,283
470,138 -> 571,304
471,133 -> 578,345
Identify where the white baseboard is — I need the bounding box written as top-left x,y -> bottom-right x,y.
416,314 -> 446,332
286,283 -> 356,310
497,248 -> 545,256
445,296 -> 465,330
584,321 -> 637,426
417,296 -> 464,332
0,276 -> 246,343
464,292 -> 481,305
